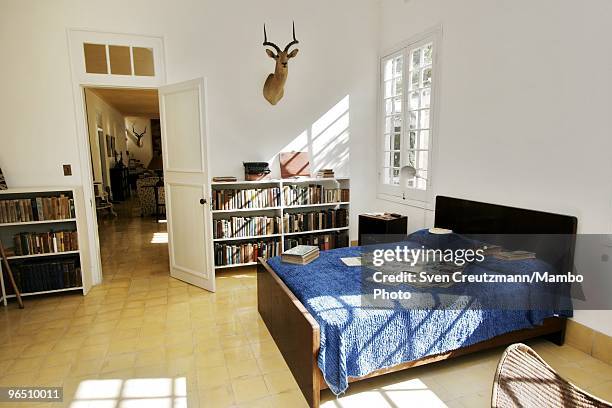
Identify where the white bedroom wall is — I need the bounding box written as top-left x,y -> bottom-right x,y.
377,0 -> 612,335
0,0 -> 379,242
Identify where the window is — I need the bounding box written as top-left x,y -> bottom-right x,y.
84,43 -> 155,76
379,31 -> 438,203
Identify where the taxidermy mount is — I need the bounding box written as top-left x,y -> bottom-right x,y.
262,22 -> 299,105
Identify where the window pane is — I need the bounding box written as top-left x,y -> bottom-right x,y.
392,168 -> 400,185
109,45 -> 131,75
417,151 -> 428,169
385,99 -> 393,115
384,80 -> 393,98
408,131 -> 417,149
394,56 -> 403,76
407,150 -> 416,167
408,111 -> 418,130
394,78 -> 402,96
420,109 -> 430,129
411,49 -> 420,69
410,71 -> 419,90
133,47 -> 155,76
382,167 -> 391,184
384,59 -> 393,80
419,130 -> 429,149
83,43 -> 107,74
384,153 -> 392,167
393,116 -> 402,133
393,133 -> 401,150
409,92 -> 419,110
423,67 -> 432,87
423,44 -> 433,65
393,152 -> 401,167
421,89 -> 431,108
394,97 -> 402,113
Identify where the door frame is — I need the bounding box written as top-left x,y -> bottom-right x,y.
67,29 -> 168,285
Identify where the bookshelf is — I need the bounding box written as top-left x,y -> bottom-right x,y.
0,188 -> 87,306
210,178 -> 350,268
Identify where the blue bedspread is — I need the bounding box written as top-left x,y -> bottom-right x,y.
266,233 -> 572,395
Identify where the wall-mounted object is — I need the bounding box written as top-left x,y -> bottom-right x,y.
262,22 -> 299,105
63,164 -> 72,176
132,125 -> 147,147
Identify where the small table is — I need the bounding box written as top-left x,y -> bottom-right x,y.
358,213 -> 407,245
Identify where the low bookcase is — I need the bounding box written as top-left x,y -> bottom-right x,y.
0,187 -> 89,306
211,178 -> 350,268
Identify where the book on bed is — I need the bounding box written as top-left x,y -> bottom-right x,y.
281,245 -> 319,264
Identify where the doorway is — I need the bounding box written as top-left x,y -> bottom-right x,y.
83,87 -> 169,281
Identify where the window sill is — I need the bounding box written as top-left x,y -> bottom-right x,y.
376,192 -> 435,211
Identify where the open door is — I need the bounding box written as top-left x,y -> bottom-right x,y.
159,78 -> 215,291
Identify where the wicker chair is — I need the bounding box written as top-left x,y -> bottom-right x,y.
492,343 -> 612,408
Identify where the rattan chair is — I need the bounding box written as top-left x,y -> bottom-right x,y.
492,343 -> 611,408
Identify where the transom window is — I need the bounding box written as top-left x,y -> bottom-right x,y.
379,31 -> 438,203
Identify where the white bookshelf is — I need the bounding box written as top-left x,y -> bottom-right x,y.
0,188 -> 86,306
211,178 -> 350,268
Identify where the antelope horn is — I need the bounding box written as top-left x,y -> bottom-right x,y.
263,24 -> 281,54
284,21 -> 299,53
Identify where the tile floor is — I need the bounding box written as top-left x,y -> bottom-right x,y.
0,211 -> 611,407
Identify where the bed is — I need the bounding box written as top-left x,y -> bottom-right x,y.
257,196 -> 578,408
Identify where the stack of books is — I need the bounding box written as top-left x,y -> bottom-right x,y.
281,245 -> 319,265
494,250 -> 536,261
212,176 -> 238,183
316,169 -> 335,178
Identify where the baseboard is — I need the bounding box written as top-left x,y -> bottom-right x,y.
565,319 -> 612,364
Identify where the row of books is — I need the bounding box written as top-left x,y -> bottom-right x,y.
213,216 -> 281,239
214,240 -> 281,266
285,231 -> 349,251
0,195 -> 75,224
283,208 -> 348,233
212,188 -> 281,210
316,169 -> 335,178
13,230 -> 79,256
4,259 -> 82,294
283,185 -> 349,206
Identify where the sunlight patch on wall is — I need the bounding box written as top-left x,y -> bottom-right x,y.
273,96 -> 350,177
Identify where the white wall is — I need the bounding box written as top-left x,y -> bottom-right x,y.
0,0 -> 379,236
84,89 -> 128,187
125,117 -> 153,167
377,0 -> 612,335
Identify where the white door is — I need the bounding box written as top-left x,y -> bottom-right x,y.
159,78 -> 215,292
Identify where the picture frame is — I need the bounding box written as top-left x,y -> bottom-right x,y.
0,167 -> 7,190
106,134 -> 113,157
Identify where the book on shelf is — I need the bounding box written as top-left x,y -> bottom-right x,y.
3,258 -> 82,294
12,230 -> 79,256
285,231 -> 349,251
0,195 -> 75,223
214,239 -> 280,267
281,245 -> 320,265
214,216 -> 281,239
316,169 -> 335,178
212,176 -> 238,182
282,185 -> 349,206
212,187 -> 281,210
283,208 -> 348,233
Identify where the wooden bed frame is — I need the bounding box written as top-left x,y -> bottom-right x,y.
257,196 -> 577,408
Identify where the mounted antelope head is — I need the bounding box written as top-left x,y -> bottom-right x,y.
262,22 -> 299,105
132,125 -> 146,147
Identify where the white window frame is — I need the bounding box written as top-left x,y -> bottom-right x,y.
377,26 -> 442,209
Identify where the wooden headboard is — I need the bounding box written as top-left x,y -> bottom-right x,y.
434,196 -> 577,235
434,196 -> 578,274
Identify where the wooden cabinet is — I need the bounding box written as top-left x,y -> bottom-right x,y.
110,167 -> 130,201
